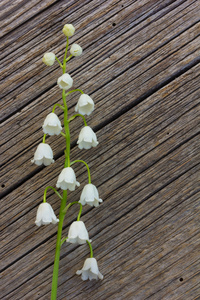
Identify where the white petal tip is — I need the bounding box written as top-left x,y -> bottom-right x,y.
76,270 -> 82,275
35,222 -> 40,227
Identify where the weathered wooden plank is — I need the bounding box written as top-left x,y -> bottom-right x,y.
1,67 -> 199,270
1,25 -> 199,195
1,112 -> 199,270
0,0 -> 58,36
1,63 -> 199,229
1,0 -> 199,146
0,0 -> 131,73
1,0 -> 198,120
1,1 -> 198,132
1,1 -> 199,299
2,168 -> 199,298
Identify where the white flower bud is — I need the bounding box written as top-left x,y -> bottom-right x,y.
56,167 -> 80,191
79,184 -> 103,207
75,94 -> 94,115
31,143 -> 54,166
35,202 -> 59,226
77,126 -> 99,149
62,24 -> 75,37
57,73 -> 73,90
42,113 -> 62,136
70,43 -> 82,56
42,52 -> 55,66
67,221 -> 91,244
76,258 -> 103,281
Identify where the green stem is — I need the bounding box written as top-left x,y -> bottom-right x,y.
65,54 -> 72,63
61,237 -> 68,245
68,114 -> 87,126
60,132 -> 66,138
51,191 -> 67,300
70,160 -> 91,183
63,201 -> 82,217
52,103 -> 65,113
62,89 -> 70,167
65,89 -> 84,97
43,186 -> 63,203
55,56 -> 63,68
77,203 -> 82,221
42,134 -> 46,143
63,37 -> 69,73
86,240 -> 93,258
64,110 -> 70,167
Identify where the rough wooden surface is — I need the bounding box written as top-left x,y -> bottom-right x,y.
0,0 -> 200,299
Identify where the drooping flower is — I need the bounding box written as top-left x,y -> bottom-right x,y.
57,73 -> 73,90
77,126 -> 99,149
75,94 -> 94,115
76,258 -> 103,281
67,221 -> 91,244
70,43 -> 82,56
31,143 -> 54,166
42,113 -> 62,136
42,52 -> 55,66
79,184 -> 103,207
35,202 -> 59,226
56,167 -> 80,191
62,24 -> 75,37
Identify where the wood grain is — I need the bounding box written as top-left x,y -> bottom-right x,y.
0,0 -> 199,299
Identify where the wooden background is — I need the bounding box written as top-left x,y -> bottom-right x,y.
0,0 -> 200,299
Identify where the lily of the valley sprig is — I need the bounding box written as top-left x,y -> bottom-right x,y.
31,24 -> 103,300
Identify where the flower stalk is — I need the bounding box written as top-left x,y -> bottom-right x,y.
32,24 -> 103,300
51,191 -> 67,300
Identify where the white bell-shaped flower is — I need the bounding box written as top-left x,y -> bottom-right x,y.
75,94 -> 94,115
35,202 -> 59,226
70,43 -> 82,56
42,113 -> 62,136
79,184 -> 103,207
56,167 -> 80,191
76,257 -> 103,281
57,73 -> 73,90
42,52 -> 55,66
77,126 -> 99,149
67,221 -> 91,244
62,24 -> 75,37
31,143 -> 54,166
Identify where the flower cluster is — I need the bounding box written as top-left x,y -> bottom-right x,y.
32,24 -> 103,296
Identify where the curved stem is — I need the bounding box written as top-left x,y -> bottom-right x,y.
77,203 -> 82,221
86,240 -> 93,258
43,186 -> 63,202
63,201 -> 82,217
42,134 -> 46,143
65,89 -> 84,97
52,103 -> 65,113
68,114 -> 87,126
70,160 -> 91,183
